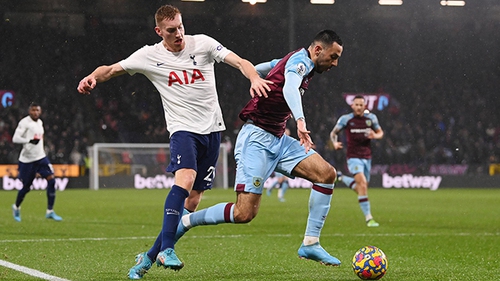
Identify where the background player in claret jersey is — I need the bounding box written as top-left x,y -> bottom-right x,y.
330,95 -> 384,227
11,102 -> 62,222
76,4 -> 271,280
175,30 -> 344,268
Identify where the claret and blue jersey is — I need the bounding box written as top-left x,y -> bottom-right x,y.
239,48 -> 315,137
335,112 -> 381,159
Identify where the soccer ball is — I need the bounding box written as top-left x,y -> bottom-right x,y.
352,246 -> 388,280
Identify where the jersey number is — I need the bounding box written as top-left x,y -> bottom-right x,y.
203,166 -> 216,182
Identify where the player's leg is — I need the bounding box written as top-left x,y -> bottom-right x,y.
177,190 -> 261,232
172,133 -> 222,243
174,179 -> 264,239
343,158 -> 358,190
141,190 -> 204,274
340,174 -> 356,189
361,159 -> 378,227
155,168 -> 191,270
292,153 -> 341,266
353,172 -> 374,223
140,189 -> 203,270
44,174 -> 62,221
268,172 -> 282,197
185,189 -> 204,213
129,195 -> 199,279
152,131 -> 205,272
156,131 -> 222,272
267,180 -> 276,196
277,176 -> 288,202
12,161 -> 37,222
347,158 -> 375,226
349,158 -> 377,226
38,158 -> 62,221
175,123 -> 275,241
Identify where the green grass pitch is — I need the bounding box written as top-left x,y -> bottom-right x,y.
1,187 -> 499,280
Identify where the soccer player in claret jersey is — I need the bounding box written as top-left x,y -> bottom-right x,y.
330,95 -> 384,227
11,102 -> 63,222
175,30 -> 344,267
76,4 -> 271,280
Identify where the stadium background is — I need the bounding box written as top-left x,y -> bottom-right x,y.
0,0 -> 499,187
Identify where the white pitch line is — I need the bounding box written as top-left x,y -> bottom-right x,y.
0,236 -> 156,243
0,259 -> 71,281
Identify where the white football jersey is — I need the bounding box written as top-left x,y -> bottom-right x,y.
119,34 -> 232,136
12,116 -> 46,163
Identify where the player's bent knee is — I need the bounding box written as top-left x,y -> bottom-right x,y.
233,202 -> 258,223
233,213 -> 256,223
319,165 -> 337,184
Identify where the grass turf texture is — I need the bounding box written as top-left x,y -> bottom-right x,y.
0,187 -> 499,281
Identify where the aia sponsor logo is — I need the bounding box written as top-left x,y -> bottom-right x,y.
168,69 -> 205,86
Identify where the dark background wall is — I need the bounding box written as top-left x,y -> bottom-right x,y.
1,0 -> 499,177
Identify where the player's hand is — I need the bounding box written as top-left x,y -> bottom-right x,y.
365,129 -> 375,139
333,142 -> 343,150
77,76 -> 97,95
297,118 -> 313,153
249,77 -> 273,98
29,139 -> 40,145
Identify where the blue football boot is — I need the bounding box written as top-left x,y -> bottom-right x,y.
128,252 -> 153,280
12,204 -> 21,222
156,248 -> 184,271
46,210 -> 63,221
298,242 -> 341,266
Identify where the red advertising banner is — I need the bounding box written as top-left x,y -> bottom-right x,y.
342,93 -> 390,111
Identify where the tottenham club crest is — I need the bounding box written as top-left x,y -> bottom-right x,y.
189,54 -> 197,65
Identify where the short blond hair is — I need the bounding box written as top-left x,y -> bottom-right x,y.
155,5 -> 181,26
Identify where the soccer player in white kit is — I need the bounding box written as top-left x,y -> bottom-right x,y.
12,102 -> 63,222
76,5 -> 271,279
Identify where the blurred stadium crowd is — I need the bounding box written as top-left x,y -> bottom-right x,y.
1,10 -> 499,175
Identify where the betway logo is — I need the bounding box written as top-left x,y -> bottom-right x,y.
134,174 -> 315,189
135,174 -> 175,189
2,176 -> 68,191
264,177 -> 312,188
382,173 -> 441,191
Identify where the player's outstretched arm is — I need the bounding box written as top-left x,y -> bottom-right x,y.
330,127 -> 343,150
77,63 -> 126,95
223,52 -> 273,98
